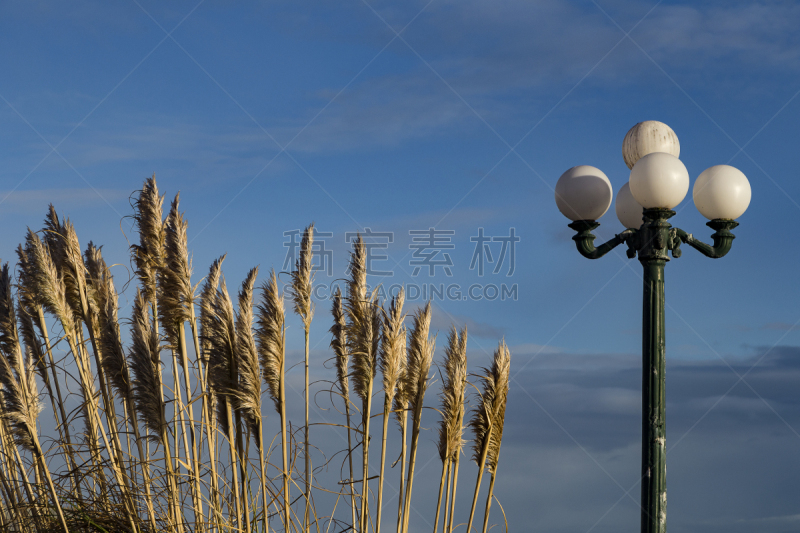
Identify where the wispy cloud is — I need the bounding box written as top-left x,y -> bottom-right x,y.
416,0 -> 800,90
278,74 -> 475,153
0,188 -> 130,213
429,310 -> 505,339
243,0 -> 800,157
761,322 -> 800,332
62,119 -> 282,168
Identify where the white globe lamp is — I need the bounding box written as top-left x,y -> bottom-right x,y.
622,120 -> 680,169
555,165 -> 613,221
693,165 -> 751,220
616,182 -> 645,229
629,152 -> 689,209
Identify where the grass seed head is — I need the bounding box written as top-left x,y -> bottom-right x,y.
437,326 -> 468,462
131,176 -> 166,301
330,287 -> 349,396
380,289 -> 406,402
235,267 -> 262,439
470,339 -> 511,473
204,276 -> 238,435
405,301 -> 434,414
256,269 -> 285,414
345,235 -> 382,402
129,289 -> 165,440
159,193 -> 194,352
291,223 -> 315,328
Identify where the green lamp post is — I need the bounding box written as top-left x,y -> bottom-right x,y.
555,121 -> 752,533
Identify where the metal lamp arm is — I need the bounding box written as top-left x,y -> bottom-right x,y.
674,219 -> 738,259
568,220 -> 637,260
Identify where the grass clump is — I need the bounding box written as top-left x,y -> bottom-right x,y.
0,176 -> 513,533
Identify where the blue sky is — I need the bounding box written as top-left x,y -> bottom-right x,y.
2,1 -> 800,531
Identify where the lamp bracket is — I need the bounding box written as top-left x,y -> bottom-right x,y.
568,210 -> 738,261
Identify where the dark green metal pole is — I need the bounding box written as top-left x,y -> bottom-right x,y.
568,207 -> 739,533
638,209 -> 673,533
640,259 -> 666,532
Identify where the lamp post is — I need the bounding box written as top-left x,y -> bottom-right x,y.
554,121 -> 751,533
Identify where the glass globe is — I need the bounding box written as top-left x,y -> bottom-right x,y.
622,121 -> 680,170
693,165 -> 751,220
615,182 -> 644,229
555,165 -> 613,221
629,152 -> 689,209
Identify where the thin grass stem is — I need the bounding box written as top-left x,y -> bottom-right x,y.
446,454 -> 460,533
480,470 -> 498,533
433,458 -> 449,533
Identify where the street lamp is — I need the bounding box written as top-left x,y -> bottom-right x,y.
554,121 -> 751,533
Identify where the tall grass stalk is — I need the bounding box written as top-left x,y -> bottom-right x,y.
198,255 -> 227,530
466,340 -> 510,533
290,223 -> 315,533
16,243 -> 81,496
437,327 -> 468,533
441,460 -> 453,533
88,245 -> 159,532
205,276 -> 245,531
0,263 -> 69,533
393,342 -> 409,533
400,302 -> 434,533
0,417 -> 27,522
233,353 -> 252,533
479,342 -> 510,533
25,227 -> 112,499
161,193 -> 206,531
8,420 -> 43,531
345,236 -> 381,532
376,289 -> 405,533
433,459 -> 449,533
59,217 -> 136,514
130,177 -> 189,530
48,213 -> 138,519
130,289 -> 180,532
445,456 -> 460,533
235,266 -> 276,533
330,287 -> 357,532
257,269 -> 290,531
0,437 -> 23,530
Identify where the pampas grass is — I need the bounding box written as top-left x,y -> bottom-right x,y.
290,223 -> 314,533
392,323 -> 410,533
58,214 -> 137,523
160,194 -> 205,531
132,176 -> 166,305
16,241 -> 80,495
375,289 -> 405,533
234,267 -> 275,533
25,226 -> 115,501
330,286 -> 358,531
257,269 -> 290,531
435,326 -> 467,533
345,235 -> 382,532
466,340 -> 511,533
0,263 -> 68,532
198,254 -> 226,529
90,244 -> 159,531
204,274 -> 246,532
0,177 -> 515,533
400,302 -> 434,533
130,288 -> 180,532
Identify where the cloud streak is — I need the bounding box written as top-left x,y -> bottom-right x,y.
0,187 -> 130,213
